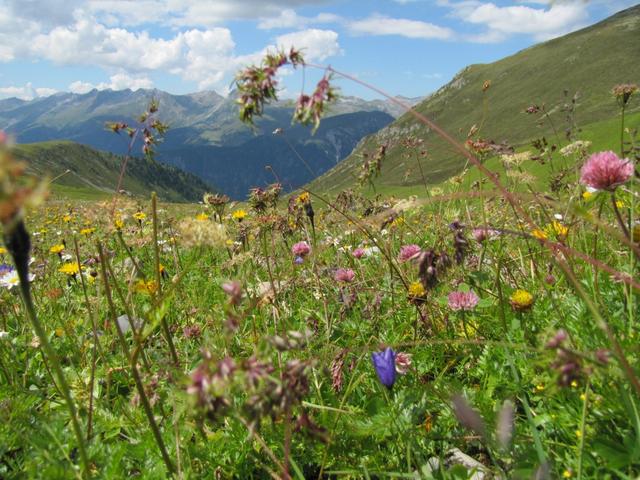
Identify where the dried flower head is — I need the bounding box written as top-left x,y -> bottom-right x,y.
612,83 -> 638,106
177,217 -> 227,248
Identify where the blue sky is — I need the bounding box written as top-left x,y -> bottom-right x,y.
0,0 -> 636,101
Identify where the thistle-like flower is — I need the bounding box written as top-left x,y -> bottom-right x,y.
580,151 -> 634,191
448,290 -> 479,311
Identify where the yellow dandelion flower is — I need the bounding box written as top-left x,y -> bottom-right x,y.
58,262 -> 82,276
195,213 -> 209,221
133,212 -> 146,221
49,244 -> 65,254
615,200 -> 625,209
80,227 -> 95,235
62,214 -> 72,223
232,209 -> 247,221
531,229 -> 548,240
297,192 -> 310,204
510,289 -> 534,311
0,247 -> 7,255
114,218 -> 124,230
408,281 -> 426,298
582,191 -> 593,200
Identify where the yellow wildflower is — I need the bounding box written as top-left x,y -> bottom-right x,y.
575,429 -> 582,438
135,279 -> 158,295
510,289 -> 534,311
58,262 -> 82,276
582,191 -> 593,200
195,213 -> 209,221
114,218 -> 124,230
408,281 -> 426,298
545,221 -> 568,240
232,209 -> 247,221
133,212 -> 146,222
62,214 -> 72,223
615,200 -> 625,209
297,192 -> 310,204
563,470 -> 573,478
531,229 -> 548,240
49,244 -> 65,254
80,227 -> 95,235
55,328 -> 64,337
0,247 -> 7,255
535,384 -> 545,392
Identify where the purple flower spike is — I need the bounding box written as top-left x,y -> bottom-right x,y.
372,347 -> 397,389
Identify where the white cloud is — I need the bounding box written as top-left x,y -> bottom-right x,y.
274,29 -> 342,62
69,74 -> 154,93
257,9 -> 341,30
349,15 -> 454,40
2,0 -> 331,28
0,82 -> 57,100
443,1 -> 589,42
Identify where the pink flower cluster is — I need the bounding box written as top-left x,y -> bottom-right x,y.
447,290 -> 479,312
334,268 -> 355,283
398,244 -> 421,262
580,151 -> 634,191
292,241 -> 311,257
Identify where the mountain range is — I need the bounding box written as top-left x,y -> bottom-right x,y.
0,89 -> 420,198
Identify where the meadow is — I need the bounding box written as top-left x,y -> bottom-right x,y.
0,50 -> 638,480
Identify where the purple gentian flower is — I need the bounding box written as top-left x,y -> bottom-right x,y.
371,347 -> 396,389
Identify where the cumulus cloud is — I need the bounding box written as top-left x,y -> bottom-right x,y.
0,82 -> 57,100
274,29 -> 342,62
349,15 -> 454,40
441,0 -> 590,42
69,74 -> 154,94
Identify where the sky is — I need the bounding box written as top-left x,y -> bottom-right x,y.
0,0 -> 636,101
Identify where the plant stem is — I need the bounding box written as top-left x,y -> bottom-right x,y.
152,192 -> 180,366
611,192 -> 630,240
97,242 -> 175,475
11,229 -> 90,476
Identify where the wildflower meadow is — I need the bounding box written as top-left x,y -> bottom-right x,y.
0,45 -> 639,480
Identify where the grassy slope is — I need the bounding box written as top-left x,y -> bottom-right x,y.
308,5 -> 640,194
11,140 -> 213,202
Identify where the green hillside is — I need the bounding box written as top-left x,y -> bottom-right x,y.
11,141 -> 213,202
309,4 -> 640,194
